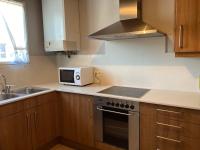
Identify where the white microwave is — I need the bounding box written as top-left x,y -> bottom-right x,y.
59,67 -> 94,86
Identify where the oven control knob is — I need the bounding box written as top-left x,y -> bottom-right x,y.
111,102 -> 115,106
76,75 -> 80,80
130,105 -> 135,109
115,103 -> 120,107
120,104 -> 125,108
125,104 -> 129,108
106,102 -> 111,105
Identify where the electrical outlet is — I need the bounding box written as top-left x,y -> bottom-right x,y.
94,70 -> 103,84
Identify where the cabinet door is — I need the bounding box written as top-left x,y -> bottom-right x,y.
175,0 -> 200,53
0,112 -> 31,150
60,93 -> 95,147
140,104 -> 156,150
42,0 -> 65,42
32,97 -> 58,149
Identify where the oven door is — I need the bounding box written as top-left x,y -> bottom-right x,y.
95,106 -> 139,150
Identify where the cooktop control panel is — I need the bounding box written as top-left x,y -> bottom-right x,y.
94,96 -> 139,112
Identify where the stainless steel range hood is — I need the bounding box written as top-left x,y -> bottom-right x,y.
89,0 -> 166,41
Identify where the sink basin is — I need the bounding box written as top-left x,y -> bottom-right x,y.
0,93 -> 21,101
15,87 -> 49,95
0,87 -> 49,101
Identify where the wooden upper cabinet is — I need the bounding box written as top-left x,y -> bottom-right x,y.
175,0 -> 200,56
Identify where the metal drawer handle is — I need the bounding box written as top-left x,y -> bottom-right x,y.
156,122 -> 182,129
157,136 -> 181,143
179,25 -> 184,48
156,109 -> 181,114
97,106 -> 131,116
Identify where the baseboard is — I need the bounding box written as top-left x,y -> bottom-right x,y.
60,138 -> 98,150
36,137 -> 98,150
37,137 -> 62,150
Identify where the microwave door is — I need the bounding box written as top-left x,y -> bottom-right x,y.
60,70 -> 75,83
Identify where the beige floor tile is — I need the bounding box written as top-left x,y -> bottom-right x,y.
51,144 -> 75,150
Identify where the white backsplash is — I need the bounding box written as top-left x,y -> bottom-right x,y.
57,37 -> 200,92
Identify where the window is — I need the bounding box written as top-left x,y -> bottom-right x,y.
0,0 -> 29,64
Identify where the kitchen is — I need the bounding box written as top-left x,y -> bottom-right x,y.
0,0 -> 200,150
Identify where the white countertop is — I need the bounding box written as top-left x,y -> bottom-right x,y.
1,83 -> 200,111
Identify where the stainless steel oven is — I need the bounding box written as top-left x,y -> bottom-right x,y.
94,96 -> 139,150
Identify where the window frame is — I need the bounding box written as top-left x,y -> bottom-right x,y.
0,0 -> 30,65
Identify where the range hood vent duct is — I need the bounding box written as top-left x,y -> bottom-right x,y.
89,0 -> 166,41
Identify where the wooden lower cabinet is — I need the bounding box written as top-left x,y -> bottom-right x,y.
4,92 -> 200,150
140,113 -> 155,150
59,92 -> 95,148
0,92 -> 59,150
0,92 -> 95,150
140,103 -> 200,150
32,99 -> 58,149
0,111 -> 31,150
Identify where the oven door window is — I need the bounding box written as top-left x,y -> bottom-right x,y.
103,107 -> 129,149
60,70 -> 75,83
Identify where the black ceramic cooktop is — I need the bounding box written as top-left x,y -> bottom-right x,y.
99,86 -> 150,98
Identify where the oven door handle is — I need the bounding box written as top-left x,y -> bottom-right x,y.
96,106 -> 131,116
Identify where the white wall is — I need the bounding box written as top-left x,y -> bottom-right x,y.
57,0 -> 200,92
0,56 -> 57,88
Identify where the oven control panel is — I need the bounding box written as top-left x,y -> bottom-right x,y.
94,96 -> 139,112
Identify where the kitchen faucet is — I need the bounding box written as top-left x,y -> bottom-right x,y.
0,74 -> 12,94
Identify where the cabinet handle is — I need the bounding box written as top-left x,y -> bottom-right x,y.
26,114 -> 29,136
34,112 -> 38,129
156,122 -> 182,129
89,100 -> 93,119
156,109 -> 181,114
179,25 -> 184,48
157,136 -> 181,143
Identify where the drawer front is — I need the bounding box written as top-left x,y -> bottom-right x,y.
156,136 -> 182,150
24,92 -> 56,109
0,101 -> 24,118
156,122 -> 182,141
182,137 -> 200,150
183,109 -> 200,125
24,96 -> 39,109
156,107 -> 183,122
183,123 -> 200,139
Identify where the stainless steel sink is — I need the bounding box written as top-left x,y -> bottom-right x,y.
14,87 -> 49,95
0,93 -> 21,101
0,87 -> 49,101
